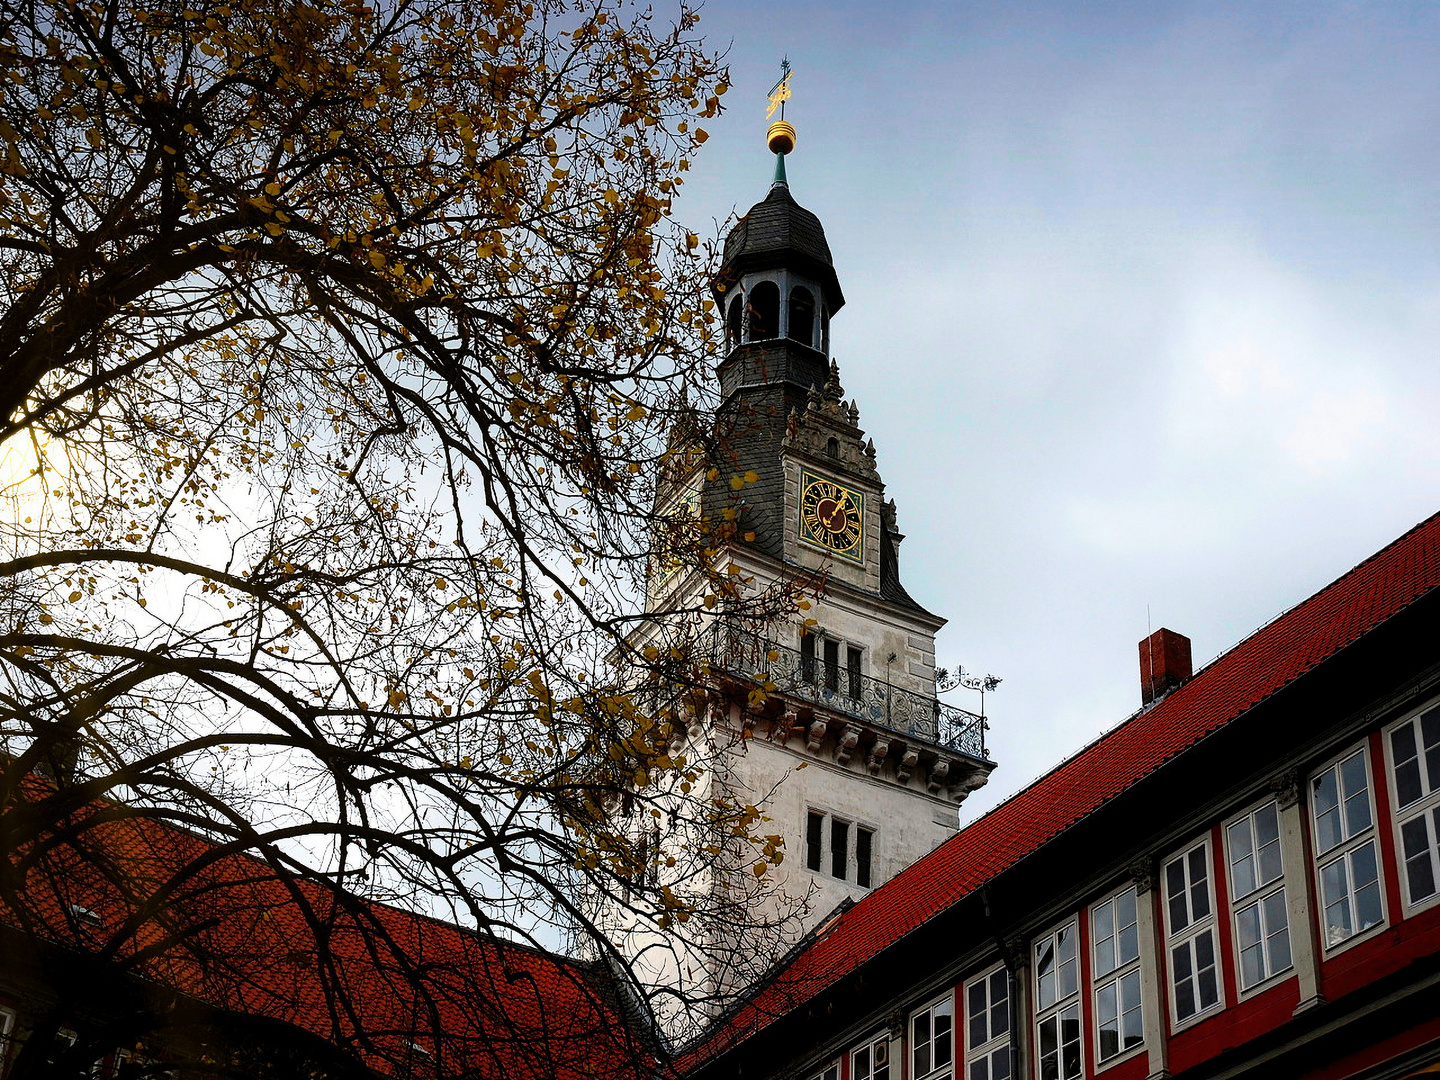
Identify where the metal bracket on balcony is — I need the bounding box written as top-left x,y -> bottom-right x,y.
806,719 -> 827,754
897,745 -> 920,784
836,724 -> 862,766
867,737 -> 891,776
927,757 -> 951,794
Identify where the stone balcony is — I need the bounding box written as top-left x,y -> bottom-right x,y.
698,626 -> 996,802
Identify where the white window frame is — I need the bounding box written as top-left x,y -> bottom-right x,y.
1032,918 -> 1083,1080
964,963 -> 1011,1080
910,991 -> 955,1080
1224,799 -> 1293,994
1385,699 -> 1440,915
806,1063 -> 839,1080
1090,884 -> 1144,1069
1309,742 -> 1386,953
1161,836 -> 1224,1031
804,807 -> 876,888
850,1029 -> 893,1080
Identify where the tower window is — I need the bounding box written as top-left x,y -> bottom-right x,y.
807,808 -> 875,886
826,436 -> 840,459
747,280 -> 779,340
823,638 -> 840,692
831,818 -> 849,878
807,810 -> 824,871
800,630 -> 865,702
788,285 -> 816,347
821,305 -> 830,353
801,631 -> 817,683
726,291 -> 744,350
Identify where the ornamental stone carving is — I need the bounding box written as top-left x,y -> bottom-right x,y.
928,757 -> 951,794
1271,768 -> 1301,810
836,724 -> 861,766
897,746 -> 920,784
806,719 -> 827,754
867,737 -> 891,776
1129,855 -> 1156,894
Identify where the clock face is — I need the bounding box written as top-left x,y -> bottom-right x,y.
799,470 -> 864,563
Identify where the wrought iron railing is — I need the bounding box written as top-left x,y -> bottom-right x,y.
699,626 -> 988,761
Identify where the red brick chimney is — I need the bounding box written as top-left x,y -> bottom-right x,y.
1139,628 -> 1192,706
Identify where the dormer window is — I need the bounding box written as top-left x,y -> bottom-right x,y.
747,280 -> 779,340
788,286 -> 816,347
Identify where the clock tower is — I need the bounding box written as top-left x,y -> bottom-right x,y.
605,80 -> 997,1043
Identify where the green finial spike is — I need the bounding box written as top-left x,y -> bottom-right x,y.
773,152 -> 788,186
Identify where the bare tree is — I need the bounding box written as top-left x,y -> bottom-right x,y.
0,0 -> 803,1074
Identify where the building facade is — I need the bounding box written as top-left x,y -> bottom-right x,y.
679,513 -> 1440,1080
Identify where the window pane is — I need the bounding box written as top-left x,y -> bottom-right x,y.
1036,939 -> 1056,1010
989,970 -> 1009,1040
807,811 -> 824,872
856,827 -> 873,889
1240,940 -> 1265,987
1313,770 -> 1343,852
1197,929 -> 1219,1008
1229,820 -> 1256,896
1060,1007 -> 1081,1079
1393,724 -> 1423,807
969,982 -> 988,1046
933,1000 -> 952,1067
832,818 -> 849,880
1173,957 -> 1196,1020
1120,970 -> 1143,1047
1189,847 -> 1211,920
1166,860 -> 1189,930
1341,755 -> 1372,835
1402,815 -> 1436,902
1353,842 -> 1382,931
1322,858 -> 1351,942
1423,707 -> 1440,793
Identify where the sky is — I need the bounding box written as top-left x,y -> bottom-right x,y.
671,1 -> 1440,819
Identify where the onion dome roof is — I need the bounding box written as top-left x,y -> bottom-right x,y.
716,181 -> 845,314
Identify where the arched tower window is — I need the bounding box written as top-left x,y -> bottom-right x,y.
826,437 -> 839,459
747,281 -> 779,341
787,286 -> 816,348
820,305 -> 831,354
726,291 -> 744,351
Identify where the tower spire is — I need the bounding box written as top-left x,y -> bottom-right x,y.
765,57 -> 795,186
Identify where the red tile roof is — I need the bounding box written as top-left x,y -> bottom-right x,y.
3,792 -> 647,1080
678,509 -> 1440,1071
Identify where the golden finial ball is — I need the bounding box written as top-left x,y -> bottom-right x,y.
767,120 -> 796,155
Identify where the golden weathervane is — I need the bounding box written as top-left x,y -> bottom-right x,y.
765,57 -> 796,156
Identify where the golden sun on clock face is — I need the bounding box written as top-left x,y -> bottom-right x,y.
799,470 -> 864,563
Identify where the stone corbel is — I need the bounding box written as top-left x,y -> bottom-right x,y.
867,737 -> 891,776
896,746 -> 920,784
835,724 -> 861,766
806,719 -> 827,754
770,708 -> 799,745
1002,934 -> 1030,972
706,698 -> 729,730
1270,767 -> 1301,810
1129,854 -> 1156,895
927,757 -> 952,794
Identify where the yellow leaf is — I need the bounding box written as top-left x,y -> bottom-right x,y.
68,591 -> 82,602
